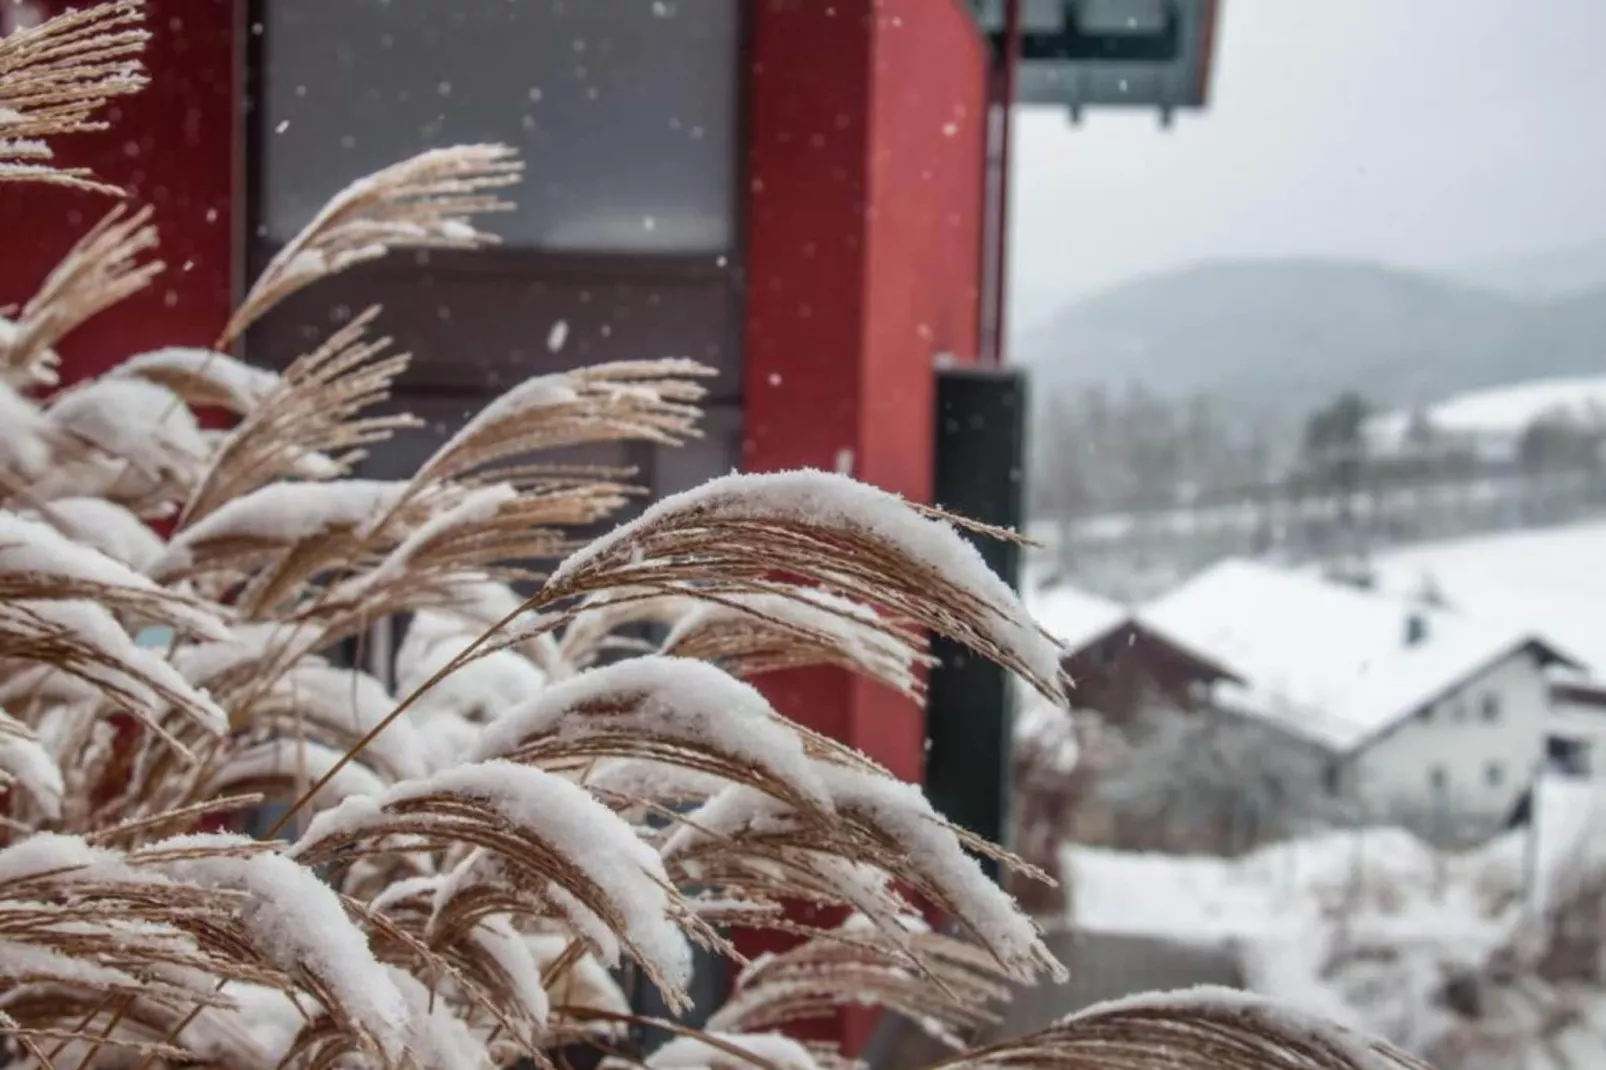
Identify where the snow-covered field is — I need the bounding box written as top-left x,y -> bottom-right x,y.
1368,374 -> 1606,458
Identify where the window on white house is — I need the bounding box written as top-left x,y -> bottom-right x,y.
1430,766 -> 1448,791
1485,762 -> 1503,786
1482,693 -> 1500,721
1322,761 -> 1341,794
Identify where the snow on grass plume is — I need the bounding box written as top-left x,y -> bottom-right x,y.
0,381 -> 51,477
584,758 -> 732,806
464,655 -> 832,812
149,832 -> 411,1061
208,739 -> 388,810
112,347 -> 283,415
0,709 -> 64,820
545,469 -> 1066,703
665,761 -> 1060,984
292,760 -> 694,996
368,483 -> 516,574
155,479 -> 413,573
645,1031 -> 822,1070
2,598 -> 228,735
169,620 -> 328,688
661,587 -> 927,698
0,832 -> 152,887
399,626 -> 548,726
386,964 -> 491,1070
462,914 -> 551,1029
0,510 -> 229,640
0,941 -> 205,1006
1051,984 -> 1410,1070
43,496 -> 166,571
525,932 -> 631,1020
273,663 -> 428,780
46,377 -> 209,478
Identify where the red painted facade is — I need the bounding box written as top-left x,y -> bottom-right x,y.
738,2 -> 987,1050
742,0 -> 987,780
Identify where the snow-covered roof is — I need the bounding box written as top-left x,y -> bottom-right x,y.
1368,521 -> 1606,676
1368,374 -> 1606,454
1141,558 -> 1555,752
1023,577 -> 1241,687
1024,581 -> 1128,652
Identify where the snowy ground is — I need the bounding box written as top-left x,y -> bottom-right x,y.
1062,776 -> 1606,1064
1067,776 -> 1602,940
1069,826 -> 1505,946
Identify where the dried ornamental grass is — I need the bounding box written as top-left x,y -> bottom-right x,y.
217,145 -> 522,348
709,915 -> 1015,1047
928,988 -> 1432,1070
0,6 -> 1440,1070
0,0 -> 148,194
0,205 -> 162,388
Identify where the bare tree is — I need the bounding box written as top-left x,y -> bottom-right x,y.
1094,699 -> 1335,855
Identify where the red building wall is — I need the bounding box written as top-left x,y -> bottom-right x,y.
739,0 -> 989,1052
859,0 -> 990,773
742,0 -> 987,780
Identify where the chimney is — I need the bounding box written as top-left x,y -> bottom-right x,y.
1405,612 -> 1429,647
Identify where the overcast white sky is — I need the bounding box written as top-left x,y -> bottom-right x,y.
1008,0 -> 1606,330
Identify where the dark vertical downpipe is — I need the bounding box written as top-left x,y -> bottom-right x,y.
983,0 -> 1022,366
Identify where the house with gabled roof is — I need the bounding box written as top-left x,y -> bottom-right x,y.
1025,580 -> 1239,727
1141,558 -> 1580,847
1546,667 -> 1606,779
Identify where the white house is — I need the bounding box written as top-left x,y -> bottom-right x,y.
1546,669 -> 1606,779
1363,523 -> 1606,782
1141,559 -> 1577,847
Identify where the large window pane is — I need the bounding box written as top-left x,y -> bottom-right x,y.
257,0 -> 738,253
241,256 -> 742,404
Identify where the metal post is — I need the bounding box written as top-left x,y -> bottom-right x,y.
1524,778 -> 1543,921
925,366 -> 1029,881
981,0 -> 1022,367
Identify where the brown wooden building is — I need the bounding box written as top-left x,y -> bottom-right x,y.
1028,581 -> 1239,722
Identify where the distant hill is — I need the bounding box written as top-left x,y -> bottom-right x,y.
1016,258 -> 1606,428
1543,284 -> 1606,349
1451,239 -> 1606,301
